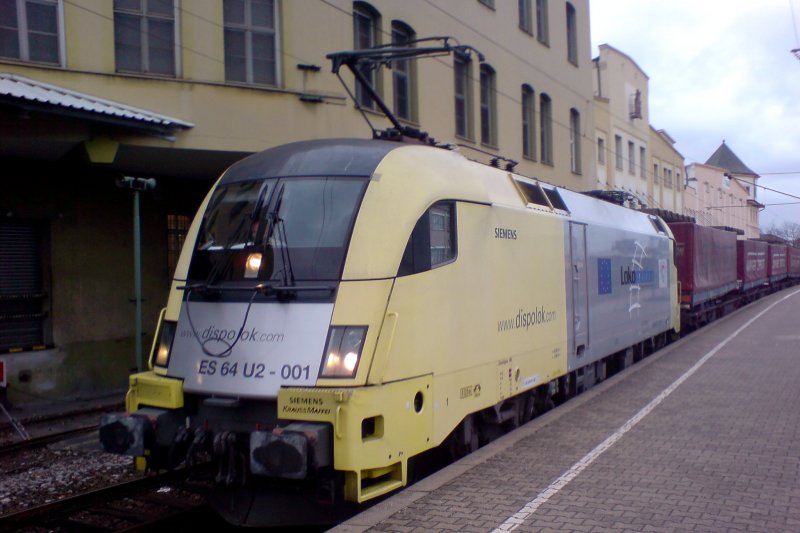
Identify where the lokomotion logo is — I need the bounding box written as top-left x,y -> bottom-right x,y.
619,265 -> 655,285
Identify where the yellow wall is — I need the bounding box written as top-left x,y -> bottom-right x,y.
3,0 -> 597,190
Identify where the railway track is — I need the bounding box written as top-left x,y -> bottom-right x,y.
0,399 -> 123,443
0,424 -> 98,456
0,468 -> 212,532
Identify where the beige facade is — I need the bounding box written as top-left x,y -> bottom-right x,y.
649,127 -> 684,214
684,163 -> 755,237
592,44 -> 686,214
592,44 -> 650,203
683,141 -> 761,238
0,0 -> 595,401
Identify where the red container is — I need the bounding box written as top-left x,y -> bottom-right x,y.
768,244 -> 788,283
668,223 -> 738,307
737,239 -> 769,291
789,246 -> 800,278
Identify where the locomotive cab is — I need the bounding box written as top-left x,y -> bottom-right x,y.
100,139 -> 461,523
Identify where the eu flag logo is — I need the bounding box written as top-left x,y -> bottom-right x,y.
598,258 -> 612,294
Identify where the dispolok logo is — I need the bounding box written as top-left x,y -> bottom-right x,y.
497,307 -> 558,332
180,325 -> 286,344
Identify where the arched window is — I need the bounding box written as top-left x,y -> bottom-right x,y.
391,21 -> 416,122
454,52 -> 472,139
353,2 -> 381,108
536,0 -> 549,45
570,108 -> 581,174
566,2 -> 578,65
480,64 -> 497,146
539,93 -> 553,165
519,0 -> 532,34
522,85 -> 536,160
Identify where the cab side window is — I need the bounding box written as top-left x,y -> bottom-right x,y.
398,201 -> 457,276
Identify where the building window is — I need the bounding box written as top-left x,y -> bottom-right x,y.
628,141 -> 635,174
167,214 -> 190,276
566,2 -> 577,65
519,0 -> 532,34
569,108 -> 581,174
114,0 -> 177,76
676,172 -> 681,188
597,137 -> 605,164
665,168 -> 673,189
639,146 -> 646,178
0,220 -> 50,352
536,0 -> 548,45
539,93 -> 552,165
454,52 -> 472,139
0,0 -> 62,64
653,163 -> 659,184
522,84 -> 536,160
353,1 -> 380,109
479,64 -> 496,146
223,0 -> 278,86
391,21 -> 415,122
614,135 -> 623,170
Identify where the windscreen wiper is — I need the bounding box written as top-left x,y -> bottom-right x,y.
265,184 -> 296,290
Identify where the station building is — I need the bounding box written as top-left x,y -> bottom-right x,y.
0,0 -> 595,402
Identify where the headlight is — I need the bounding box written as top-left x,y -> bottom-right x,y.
245,252 -> 262,279
319,326 -> 367,378
154,320 -> 177,368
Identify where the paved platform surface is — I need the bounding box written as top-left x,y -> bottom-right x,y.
331,287 -> 800,533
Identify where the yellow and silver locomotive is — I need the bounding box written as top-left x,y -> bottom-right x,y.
100,137 -> 679,526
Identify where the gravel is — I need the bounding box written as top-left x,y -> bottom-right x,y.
0,436 -> 142,516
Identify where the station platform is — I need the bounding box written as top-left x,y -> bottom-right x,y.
331,287 -> 800,533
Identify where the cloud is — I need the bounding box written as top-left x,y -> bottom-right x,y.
591,0 -> 800,228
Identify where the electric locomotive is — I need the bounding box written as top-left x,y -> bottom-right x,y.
100,137 -> 679,526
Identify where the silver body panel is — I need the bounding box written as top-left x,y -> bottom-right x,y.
560,190 -> 672,372
168,301 -> 334,398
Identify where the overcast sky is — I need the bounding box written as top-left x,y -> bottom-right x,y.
589,0 -> 800,229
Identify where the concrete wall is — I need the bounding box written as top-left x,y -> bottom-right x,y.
1,162 -> 205,401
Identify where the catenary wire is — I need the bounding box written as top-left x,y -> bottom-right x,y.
62,0 -> 798,216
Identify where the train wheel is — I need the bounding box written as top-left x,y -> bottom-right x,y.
447,415 -> 480,460
519,392 -> 536,425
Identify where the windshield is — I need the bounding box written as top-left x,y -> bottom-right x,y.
189,177 -> 368,283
